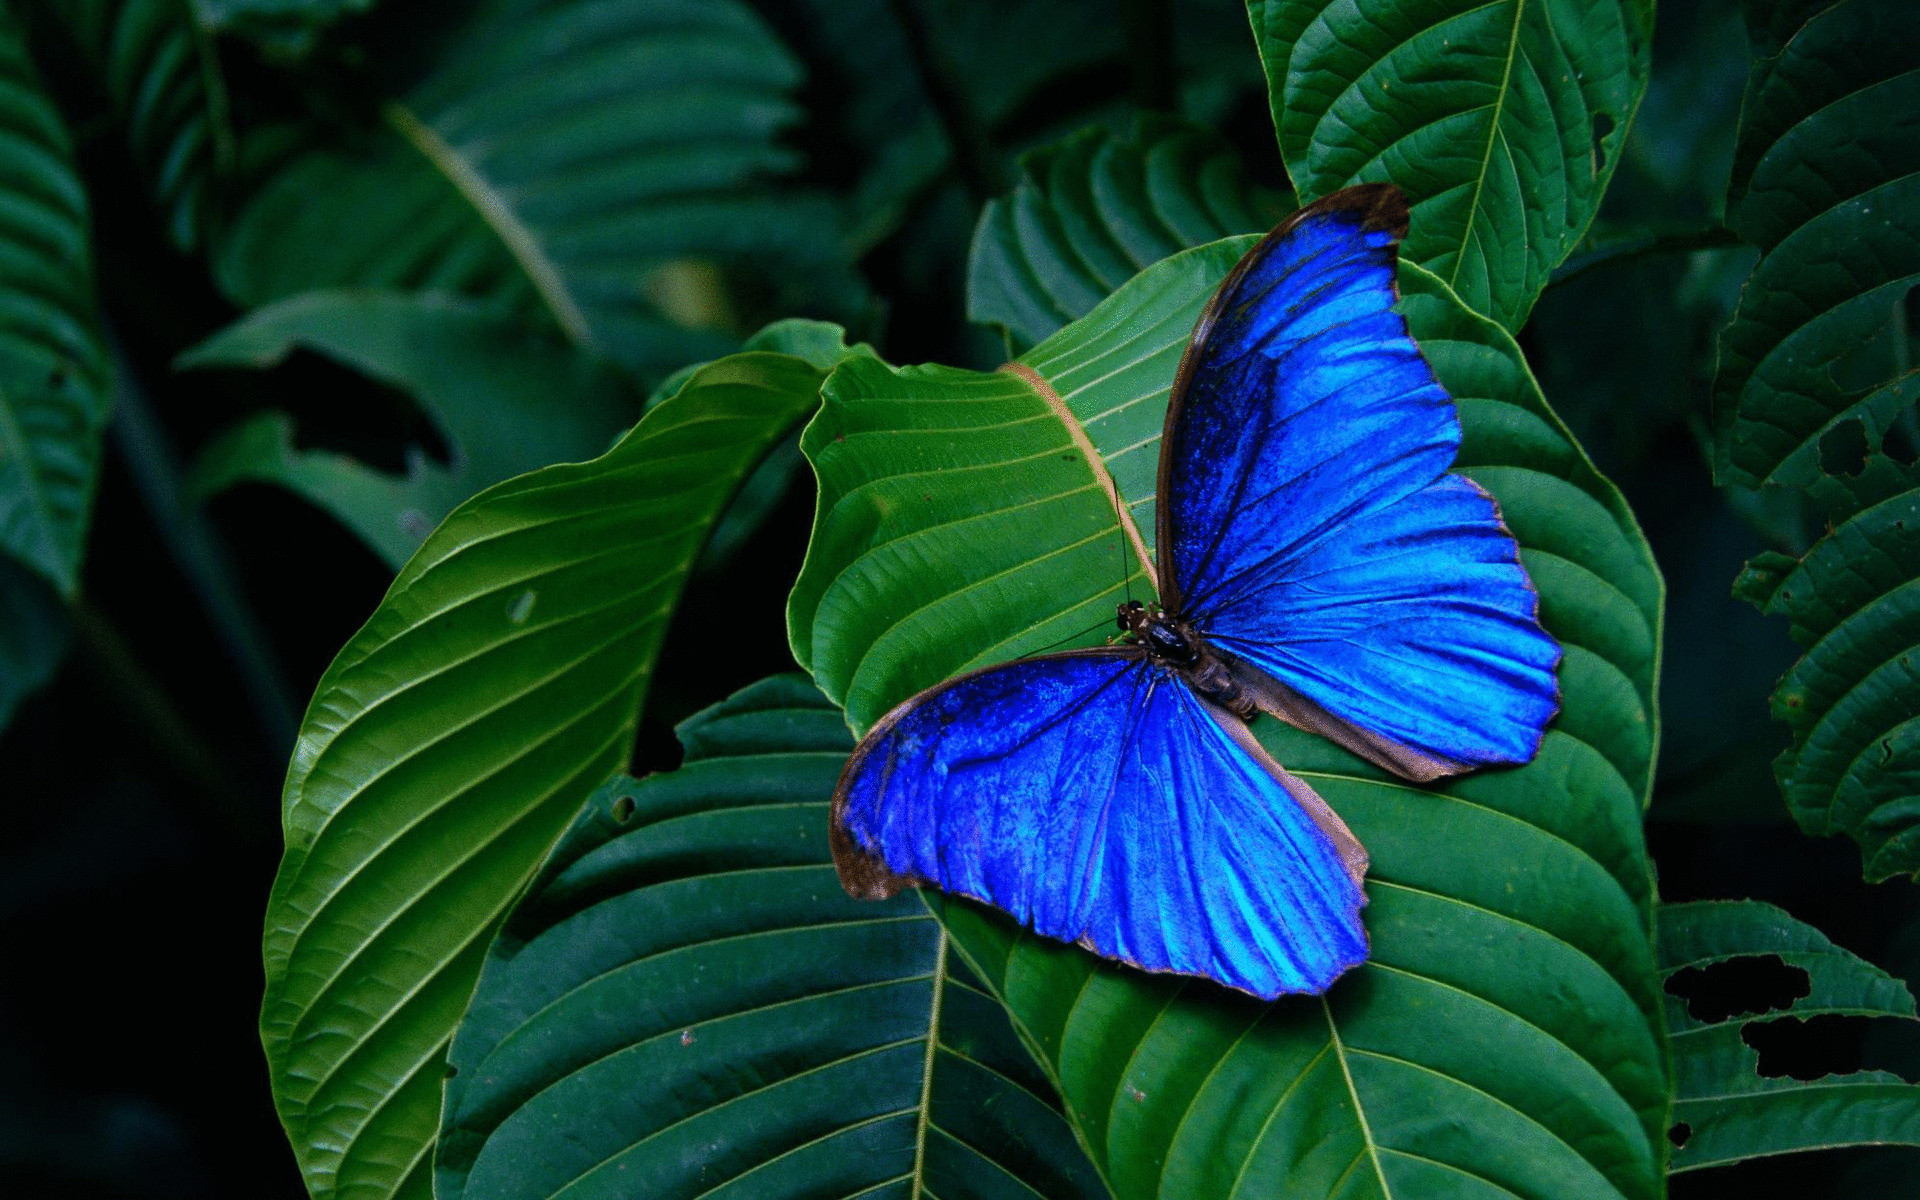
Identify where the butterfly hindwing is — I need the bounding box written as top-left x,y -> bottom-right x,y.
1161,187 -> 1561,774
831,651 -> 1368,998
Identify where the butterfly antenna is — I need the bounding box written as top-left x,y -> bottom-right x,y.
1029,616 -> 1120,657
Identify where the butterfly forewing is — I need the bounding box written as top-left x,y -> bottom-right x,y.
1161,187 -> 1561,773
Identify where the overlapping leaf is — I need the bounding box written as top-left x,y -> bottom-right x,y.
1247,0 -> 1652,331
182,291 -> 636,568
791,237 -> 1667,1197
30,0 -> 231,250
260,340 -> 848,1200
1660,899 -> 1920,1171
437,675 -> 1108,1200
214,0 -> 862,382
0,2 -> 111,599
1711,0 -> 1920,877
968,114 -> 1289,351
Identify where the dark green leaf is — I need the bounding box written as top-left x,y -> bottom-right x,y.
261,343 -> 843,1200
1711,0 -> 1920,877
181,290 -> 637,568
27,0 -> 231,250
214,0 -> 863,382
438,675 -> 1108,1200
790,239 -> 1667,1197
197,0 -> 373,54
1660,899 -> 1920,1170
0,1 -> 111,598
0,556 -> 65,730
1247,0 -> 1654,331
967,114 -> 1290,351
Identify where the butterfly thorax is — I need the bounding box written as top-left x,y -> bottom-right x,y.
1117,600 -> 1257,721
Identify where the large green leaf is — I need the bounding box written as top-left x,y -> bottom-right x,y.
29,0 -> 231,251
214,0 -> 862,383
0,0 -> 111,599
1660,899 -> 1920,1171
790,238 -> 1667,1197
437,675 -> 1108,1200
181,290 -> 636,569
260,341 -> 849,1200
1711,0 -> 1920,877
967,114 -> 1289,352
1247,0 -> 1653,331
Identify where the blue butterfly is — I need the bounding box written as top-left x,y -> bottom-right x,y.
829,185 -> 1562,999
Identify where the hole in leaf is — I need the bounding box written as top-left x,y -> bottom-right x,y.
1743,1014 -> 1875,1080
1591,112 -> 1616,175
1668,1121 -> 1691,1149
1666,954 -> 1811,1023
211,348 -> 453,474
444,1063 -> 458,1079
611,795 -> 636,823
1819,419 -> 1871,476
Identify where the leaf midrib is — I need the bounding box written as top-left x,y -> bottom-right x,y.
384,101 -> 592,348
1447,0 -> 1526,301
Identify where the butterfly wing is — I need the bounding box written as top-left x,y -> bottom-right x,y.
831,650 -> 1368,998
1159,186 -> 1561,776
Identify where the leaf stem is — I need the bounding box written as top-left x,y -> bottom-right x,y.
106,328 -> 299,752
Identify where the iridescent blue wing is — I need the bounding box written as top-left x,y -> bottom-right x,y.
831,650 -> 1368,998
1159,186 -> 1560,777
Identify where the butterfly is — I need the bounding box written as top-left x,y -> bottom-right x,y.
828,184 -> 1562,999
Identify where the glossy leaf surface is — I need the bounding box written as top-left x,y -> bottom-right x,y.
0,2 -> 111,598
183,291 -> 636,568
260,346 -> 840,1200
1712,0 -> 1920,878
967,114 -> 1289,351
794,237 -> 1667,1197
1247,0 -> 1653,330
438,675 -> 1108,1200
214,0 -> 861,382
1660,900 -> 1920,1170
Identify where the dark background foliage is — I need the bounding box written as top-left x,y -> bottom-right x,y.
1,0 -> 1915,1194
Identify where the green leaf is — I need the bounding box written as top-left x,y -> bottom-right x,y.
260,344 -> 845,1200
1247,0 -> 1654,331
0,1 -> 111,598
181,290 -> 637,569
1710,0 -> 1920,877
29,0 -> 232,251
967,114 -> 1291,351
196,0 -> 373,54
1660,899 -> 1920,1170
214,0 -> 863,382
790,239 -> 1668,1197
0,555 -> 66,730
437,675 -> 1109,1200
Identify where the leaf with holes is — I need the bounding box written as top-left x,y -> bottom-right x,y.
1711,0 -> 1920,878
967,114 -> 1291,352
182,291 -> 637,569
213,0 -> 864,383
790,236 -> 1668,1198
260,341 -> 853,1200
1247,0 -> 1653,331
1660,899 -> 1920,1171
437,675 -> 1109,1200
0,3 -> 111,600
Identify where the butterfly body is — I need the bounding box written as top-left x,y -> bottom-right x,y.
828,184 -> 1562,1000
1117,600 -> 1257,720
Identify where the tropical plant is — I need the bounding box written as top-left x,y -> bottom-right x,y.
2,0 -> 1917,1196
